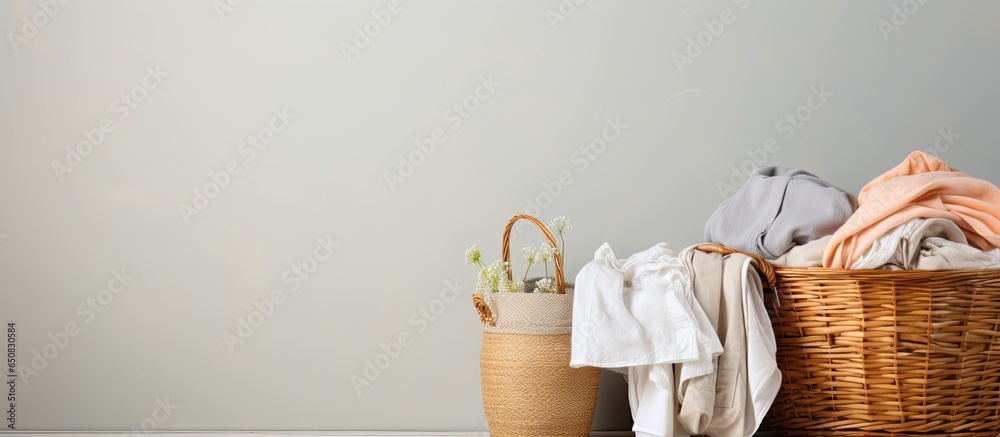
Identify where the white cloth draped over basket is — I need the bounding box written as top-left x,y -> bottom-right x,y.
571,243 -> 780,437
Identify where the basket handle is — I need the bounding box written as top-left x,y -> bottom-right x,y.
502,214 -> 566,293
472,294 -> 496,326
694,244 -> 777,290
471,214 -> 566,326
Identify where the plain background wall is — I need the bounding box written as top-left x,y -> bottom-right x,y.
2,0 -> 1000,432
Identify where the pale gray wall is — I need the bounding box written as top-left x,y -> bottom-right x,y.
2,0 -> 999,432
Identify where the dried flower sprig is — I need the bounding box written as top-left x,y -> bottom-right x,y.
548,216 -> 572,256
465,216 -> 572,294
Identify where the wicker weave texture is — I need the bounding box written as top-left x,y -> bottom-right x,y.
481,287 -> 576,335
480,332 -> 601,437
766,267 -> 1000,436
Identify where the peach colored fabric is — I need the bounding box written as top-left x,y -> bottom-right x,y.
824,151 -> 1000,268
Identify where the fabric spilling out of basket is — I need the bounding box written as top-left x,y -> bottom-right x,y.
571,242 -> 723,437
824,150 -> 1000,268
571,242 -> 722,368
571,242 -> 779,437
675,247 -> 779,437
704,166 -> 857,259
628,366 -> 685,437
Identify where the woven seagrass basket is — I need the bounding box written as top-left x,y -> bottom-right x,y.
698,244 -> 1000,437
472,214 -> 600,437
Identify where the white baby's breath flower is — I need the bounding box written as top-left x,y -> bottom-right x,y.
500,277 -> 526,293
476,276 -> 490,294
523,246 -> 539,264
548,216 -> 572,235
477,260 -> 509,294
538,242 -> 554,262
535,277 -> 557,293
475,268 -> 492,294
465,244 -> 483,266
548,216 -> 572,256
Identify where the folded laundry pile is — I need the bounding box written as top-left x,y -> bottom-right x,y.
571,151 -> 1000,437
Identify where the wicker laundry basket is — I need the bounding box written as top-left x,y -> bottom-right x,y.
697,244 -> 1000,437
472,214 -> 601,437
